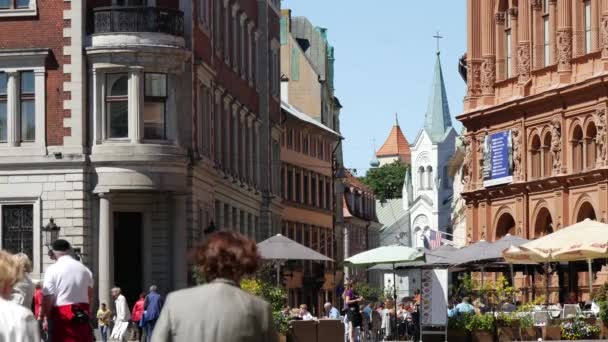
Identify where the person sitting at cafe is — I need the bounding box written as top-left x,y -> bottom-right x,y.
455,297 -> 475,315
299,304 -> 314,321
564,291 -> 578,305
323,302 -> 340,319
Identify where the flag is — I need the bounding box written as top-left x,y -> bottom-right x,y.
425,230 -> 443,250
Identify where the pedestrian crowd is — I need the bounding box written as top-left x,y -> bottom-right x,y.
0,231 -> 278,342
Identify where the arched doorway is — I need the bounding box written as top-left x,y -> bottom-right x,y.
534,207 -> 553,238
576,202 -> 596,222
495,212 -> 516,239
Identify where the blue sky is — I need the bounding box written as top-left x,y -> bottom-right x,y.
282,0 -> 466,176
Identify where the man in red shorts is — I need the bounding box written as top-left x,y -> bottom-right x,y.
41,239 -> 94,342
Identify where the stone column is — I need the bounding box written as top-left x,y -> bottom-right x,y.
231,103 -> 240,181
92,68 -> 103,144
247,22 -> 254,86
509,7 -> 520,77
98,193 -> 113,308
34,69 -> 45,146
240,108 -> 247,183
518,1 -> 532,83
172,194 -> 187,289
481,0 -> 496,96
467,0 -> 483,98
550,0 -> 558,64
247,115 -> 254,186
254,121 -> 261,189
592,0 -> 600,50
557,0 -> 573,76
6,71 -> 19,147
495,12 -> 507,80
531,0 -> 544,69
601,0 -> 608,59
129,67 -> 143,143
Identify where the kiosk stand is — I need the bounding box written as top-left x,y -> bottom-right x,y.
419,268 -> 449,342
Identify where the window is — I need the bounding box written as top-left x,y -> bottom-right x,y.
198,0 -> 210,28
232,10 -> 238,70
325,180 -> 331,210
0,0 -> 29,9
224,2 -> 230,63
0,73 -> 6,143
1,205 -> 33,261
505,11 -> 512,77
295,170 -> 301,203
302,135 -> 309,154
287,168 -> 293,201
318,178 -> 324,209
543,7 -> 550,66
214,0 -> 221,52
317,140 -> 323,160
287,128 -> 293,148
585,0 -> 591,53
20,71 -> 34,142
304,172 -> 309,205
143,73 -> 167,140
418,166 -> 425,189
106,73 -> 129,139
311,175 -> 317,207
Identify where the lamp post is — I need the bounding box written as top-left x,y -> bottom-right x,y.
41,218 -> 60,254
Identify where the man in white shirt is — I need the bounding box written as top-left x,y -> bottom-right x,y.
41,239 -> 94,342
0,249 -> 40,342
299,304 -> 315,321
110,287 -> 131,342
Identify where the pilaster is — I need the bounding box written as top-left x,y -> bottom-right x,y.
495,12 -> 507,80
517,1 -> 532,84
557,0 -> 573,79
601,0 -> 608,59
128,67 -> 144,143
6,71 -> 19,147
481,0 -> 496,97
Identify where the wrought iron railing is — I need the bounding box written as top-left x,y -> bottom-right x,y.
92,6 -> 184,37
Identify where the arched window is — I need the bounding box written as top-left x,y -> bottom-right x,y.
534,207 -> 553,238
495,212 -> 516,239
426,166 -> 433,189
572,125 -> 584,172
418,166 -> 425,190
586,122 -> 597,169
414,227 -> 423,248
543,133 -> 552,177
530,135 -> 541,179
577,201 -> 596,222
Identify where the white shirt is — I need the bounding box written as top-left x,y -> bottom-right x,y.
42,255 -> 93,306
0,297 -> 40,342
114,294 -> 131,322
10,275 -> 34,309
300,311 -> 314,321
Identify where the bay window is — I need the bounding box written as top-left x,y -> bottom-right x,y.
143,73 -> 167,140
105,73 -> 129,139
20,71 -> 34,142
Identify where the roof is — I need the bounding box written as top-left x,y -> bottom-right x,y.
376,199 -> 406,231
344,169 -> 373,193
281,101 -> 341,138
376,116 -> 411,163
424,52 -> 453,143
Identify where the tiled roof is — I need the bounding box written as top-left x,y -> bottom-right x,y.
375,199 -> 406,231
376,124 -> 411,163
344,169 -> 373,193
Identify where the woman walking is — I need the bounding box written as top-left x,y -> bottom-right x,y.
344,280 -> 364,342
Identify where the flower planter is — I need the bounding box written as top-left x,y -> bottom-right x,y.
520,327 -> 537,341
497,326 -> 520,341
447,328 -> 470,342
471,331 -> 493,342
542,326 -> 561,340
278,333 -> 287,342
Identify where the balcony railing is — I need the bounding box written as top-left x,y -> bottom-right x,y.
92,6 -> 184,37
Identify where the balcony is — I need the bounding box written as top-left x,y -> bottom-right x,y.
88,6 -> 186,50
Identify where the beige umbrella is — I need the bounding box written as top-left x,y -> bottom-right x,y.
503,219 -> 608,298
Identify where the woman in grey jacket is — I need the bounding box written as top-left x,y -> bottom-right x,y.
10,253 -> 34,309
152,232 -> 278,342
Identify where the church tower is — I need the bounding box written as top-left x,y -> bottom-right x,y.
406,50 -> 457,248
375,114 -> 411,166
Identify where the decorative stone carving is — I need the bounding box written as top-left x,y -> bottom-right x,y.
517,44 -> 531,83
481,57 -> 496,94
512,128 -> 522,180
550,117 -> 562,173
462,135 -> 472,185
595,107 -> 607,163
477,135 -> 485,181
495,12 -> 506,25
602,16 -> 608,59
530,0 -> 542,11
466,62 -> 482,97
508,7 -> 518,17
557,30 -> 573,71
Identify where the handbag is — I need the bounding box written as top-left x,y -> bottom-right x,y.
71,305 -> 90,324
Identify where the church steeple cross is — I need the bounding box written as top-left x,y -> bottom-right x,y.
433,31 -> 443,54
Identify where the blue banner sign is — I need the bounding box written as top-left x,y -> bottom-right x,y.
483,130 -> 513,187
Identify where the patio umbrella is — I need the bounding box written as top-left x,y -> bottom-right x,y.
345,245 -> 424,336
503,219 -> 608,298
257,234 -> 332,285
369,244 -> 457,270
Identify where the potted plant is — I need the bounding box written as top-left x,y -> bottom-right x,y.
468,313 -> 494,342
519,312 -> 536,341
496,312 -> 520,341
560,317 -> 601,340
448,314 -> 471,342
593,282 -> 608,338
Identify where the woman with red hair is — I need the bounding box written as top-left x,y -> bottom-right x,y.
151,231 -> 277,342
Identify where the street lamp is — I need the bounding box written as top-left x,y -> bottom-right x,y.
42,218 -> 60,252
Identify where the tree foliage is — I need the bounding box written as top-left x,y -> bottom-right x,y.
359,161 -> 408,202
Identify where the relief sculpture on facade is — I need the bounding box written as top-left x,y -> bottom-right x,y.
517,44 -> 530,83
603,16 -> 608,59
557,30 -> 573,71
595,107 -> 606,164
551,117 -> 562,173
530,0 -> 542,11
481,57 -> 496,94
512,128 -> 521,181
462,135 -> 472,186
477,135 -> 485,181
494,12 -> 505,26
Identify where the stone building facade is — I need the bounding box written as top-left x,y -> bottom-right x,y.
0,0 -> 281,308
461,0 -> 608,301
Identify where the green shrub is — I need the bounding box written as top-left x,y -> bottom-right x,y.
467,313 -> 495,332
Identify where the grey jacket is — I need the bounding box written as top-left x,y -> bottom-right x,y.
151,279 -> 278,342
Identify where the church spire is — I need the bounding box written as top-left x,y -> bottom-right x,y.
394,112 -> 399,126
424,50 -> 453,142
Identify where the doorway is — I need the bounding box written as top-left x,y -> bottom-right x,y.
113,212 -> 143,308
